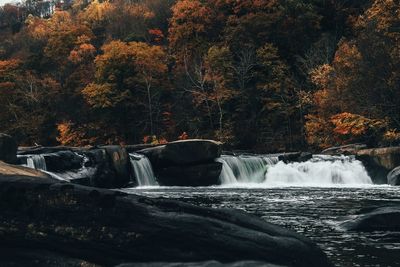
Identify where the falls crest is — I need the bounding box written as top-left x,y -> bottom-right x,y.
219,154 -> 373,186
26,154 -> 47,171
129,153 -> 158,186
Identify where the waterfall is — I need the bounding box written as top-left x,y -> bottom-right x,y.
218,154 -> 372,186
26,154 -> 47,171
129,153 -> 158,186
217,155 -> 279,184
264,155 -> 373,186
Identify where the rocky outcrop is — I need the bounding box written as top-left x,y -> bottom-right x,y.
387,166 -> 400,186
0,174 -> 332,267
139,139 -> 222,167
277,152 -> 312,163
117,261 -> 286,267
0,133 -> 17,164
139,139 -> 223,186
157,162 -> 223,186
341,206 -> 400,232
17,145 -> 132,188
321,144 -> 367,155
356,147 -> 400,184
0,160 -> 51,179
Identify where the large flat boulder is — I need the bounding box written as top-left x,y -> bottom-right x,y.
157,162 -> 223,186
0,133 -> 17,164
0,175 -> 332,267
139,139 -> 222,167
0,160 -> 50,179
356,147 -> 400,184
341,206 -> 400,231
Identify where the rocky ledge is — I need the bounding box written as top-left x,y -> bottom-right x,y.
0,165 -> 332,267
341,205 -> 400,232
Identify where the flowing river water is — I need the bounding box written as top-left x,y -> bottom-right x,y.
123,186 -> 400,267
122,155 -> 400,267
23,152 -> 400,266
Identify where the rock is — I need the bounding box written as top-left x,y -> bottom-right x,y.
356,147 -> 400,184
278,152 -> 312,163
83,146 -> 131,188
0,133 -> 17,164
321,144 -> 367,155
139,139 -> 222,167
42,151 -> 83,172
157,162 -> 223,186
341,206 -> 400,231
117,261 -> 286,267
0,175 -> 332,267
125,143 -> 162,153
0,160 -> 51,179
18,146 -> 83,155
387,166 -> 400,186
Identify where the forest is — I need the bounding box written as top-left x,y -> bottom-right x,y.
0,0 -> 399,152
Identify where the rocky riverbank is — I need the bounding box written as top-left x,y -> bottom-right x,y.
0,163 -> 332,267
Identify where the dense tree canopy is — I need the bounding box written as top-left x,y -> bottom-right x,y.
0,0 -> 399,151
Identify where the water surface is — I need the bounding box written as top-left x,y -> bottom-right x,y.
123,185 -> 400,267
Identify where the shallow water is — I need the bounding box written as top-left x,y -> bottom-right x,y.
123,185 -> 400,267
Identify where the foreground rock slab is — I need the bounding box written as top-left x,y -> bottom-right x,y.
341,206 -> 400,231
0,174 -> 332,267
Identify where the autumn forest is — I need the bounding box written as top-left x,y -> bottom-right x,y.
0,0 -> 399,152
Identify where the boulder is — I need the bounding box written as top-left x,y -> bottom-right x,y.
387,166 -> 400,186
42,151 -> 83,172
0,174 -> 332,267
321,144 -> 367,155
0,160 -> 51,179
341,206 -> 400,231
157,162 -> 223,186
117,261 -> 286,267
0,133 -> 17,164
83,146 -> 131,188
139,139 -> 222,167
18,146 -> 83,155
356,147 -> 400,184
278,152 -> 312,163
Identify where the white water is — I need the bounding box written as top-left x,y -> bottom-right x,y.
217,155 -> 279,184
26,154 -> 47,171
264,155 -> 373,186
129,153 -> 158,186
218,154 -> 372,186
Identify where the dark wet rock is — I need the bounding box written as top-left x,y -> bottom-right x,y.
139,139 -> 222,167
157,162 -> 223,186
43,151 -> 83,172
0,133 -> 17,164
387,166 -> 400,186
125,143 -> 162,153
82,146 -> 131,188
355,147 -> 400,184
341,206 -> 400,231
0,174 -> 332,267
117,261 -> 286,267
17,146 -> 84,155
278,152 -> 312,163
321,144 -> 367,155
0,160 -> 51,179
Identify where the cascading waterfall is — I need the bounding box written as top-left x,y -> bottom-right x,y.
264,155 -> 373,186
218,154 -> 373,186
26,154 -> 47,171
217,155 -> 279,184
129,153 -> 158,186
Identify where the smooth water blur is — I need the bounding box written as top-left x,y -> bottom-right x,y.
123,186 -> 400,267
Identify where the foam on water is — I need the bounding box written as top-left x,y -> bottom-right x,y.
265,155 -> 372,186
